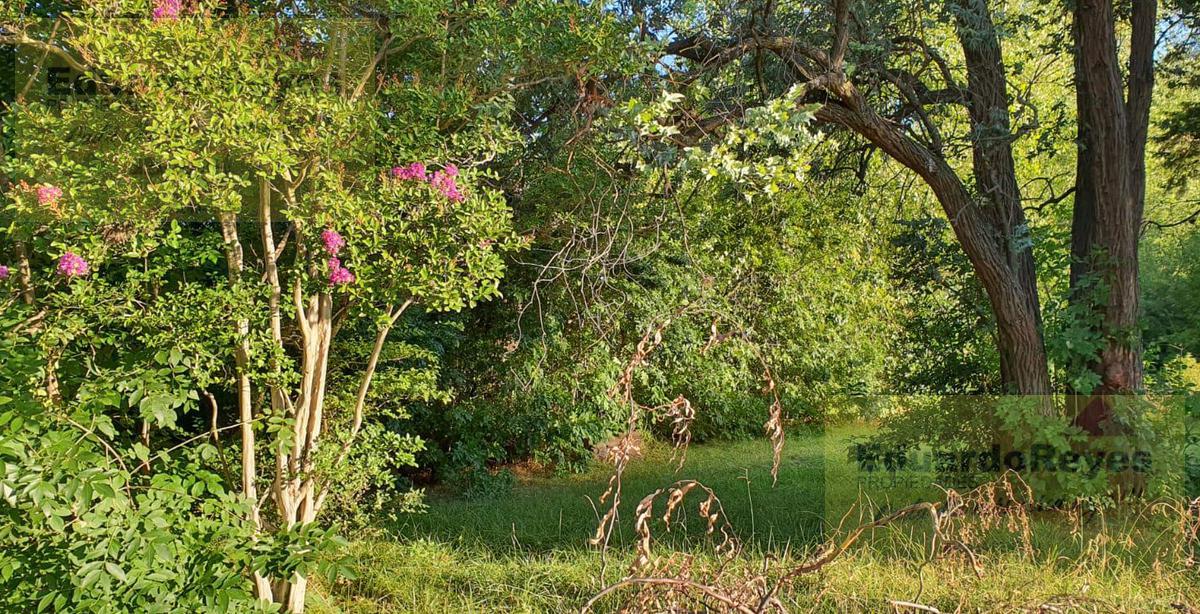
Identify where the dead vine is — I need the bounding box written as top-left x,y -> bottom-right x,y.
590,309 -> 786,560
584,467 -> 1053,612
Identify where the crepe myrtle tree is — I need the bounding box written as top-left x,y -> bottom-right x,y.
0,0 -> 610,608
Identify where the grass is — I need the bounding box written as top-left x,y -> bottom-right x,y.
392,426 -> 832,553
310,425 -> 1200,613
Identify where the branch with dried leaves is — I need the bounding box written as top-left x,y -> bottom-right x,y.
583,471 -> 1046,613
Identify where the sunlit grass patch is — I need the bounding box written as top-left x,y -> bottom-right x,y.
314,426 -> 1200,612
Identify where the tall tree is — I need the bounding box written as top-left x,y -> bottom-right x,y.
662,0 -> 1051,394
1068,0 -> 1157,430
654,0 -> 1160,403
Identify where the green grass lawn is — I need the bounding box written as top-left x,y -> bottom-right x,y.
391,426 -> 834,553
311,425 -> 1200,613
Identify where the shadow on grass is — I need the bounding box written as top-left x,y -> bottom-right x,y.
390,427 -> 839,554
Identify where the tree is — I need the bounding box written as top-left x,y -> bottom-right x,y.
1067,0 -> 1157,431
1,1 -> 620,610
648,0 -> 1163,405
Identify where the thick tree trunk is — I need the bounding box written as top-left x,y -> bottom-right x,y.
951,0 -> 1049,396
1068,0 -> 1154,431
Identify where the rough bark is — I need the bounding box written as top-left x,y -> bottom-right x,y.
950,0 -> 1048,394
1069,0 -> 1155,431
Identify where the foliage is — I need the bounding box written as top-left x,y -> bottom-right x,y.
0,293 -> 285,612
887,216 -> 998,394
1,0 -> 627,609
0,0 -> 1199,609
1143,229 -> 1200,366
427,75 -> 903,475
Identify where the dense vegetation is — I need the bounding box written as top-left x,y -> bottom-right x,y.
1,0 -> 1199,612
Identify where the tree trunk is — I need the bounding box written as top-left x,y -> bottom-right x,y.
816,99 -> 1052,397
1069,0 -> 1154,432
219,213 -> 274,601
951,0 -> 1049,397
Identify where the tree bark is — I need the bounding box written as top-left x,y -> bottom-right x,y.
1068,0 -> 1154,431
950,0 -> 1048,395
219,212 -> 274,602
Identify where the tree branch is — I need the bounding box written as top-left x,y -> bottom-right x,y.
1142,204 -> 1200,233
315,297 -> 415,509
830,0 -> 851,68
0,30 -> 89,74
1024,185 -> 1076,214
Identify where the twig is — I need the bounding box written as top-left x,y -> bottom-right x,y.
889,600 -> 942,613
581,577 -> 758,614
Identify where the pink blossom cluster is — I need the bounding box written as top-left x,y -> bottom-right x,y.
0,265 -> 9,279
391,162 -> 427,181
152,0 -> 182,20
391,162 -> 466,203
328,258 -> 355,285
430,165 -> 465,203
321,229 -> 345,255
321,229 -> 354,286
58,252 -> 90,277
37,184 -> 62,206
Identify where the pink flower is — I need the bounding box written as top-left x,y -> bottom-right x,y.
0,265 -> 9,279
152,0 -> 182,20
36,185 -> 62,206
430,170 -> 465,203
391,162 -> 427,181
390,161 -> 465,201
57,252 -> 90,277
327,256 -> 354,286
329,267 -> 355,286
321,229 -> 345,255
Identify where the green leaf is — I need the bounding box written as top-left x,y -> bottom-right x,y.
104,562 -> 127,583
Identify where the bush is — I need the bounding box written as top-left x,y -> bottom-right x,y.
0,305 -> 338,612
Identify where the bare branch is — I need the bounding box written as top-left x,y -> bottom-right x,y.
1143,204 -> 1200,233
0,29 -> 89,74
1024,185 -> 1077,214
892,35 -> 962,92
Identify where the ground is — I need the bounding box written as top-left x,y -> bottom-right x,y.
309,426 -> 1200,613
